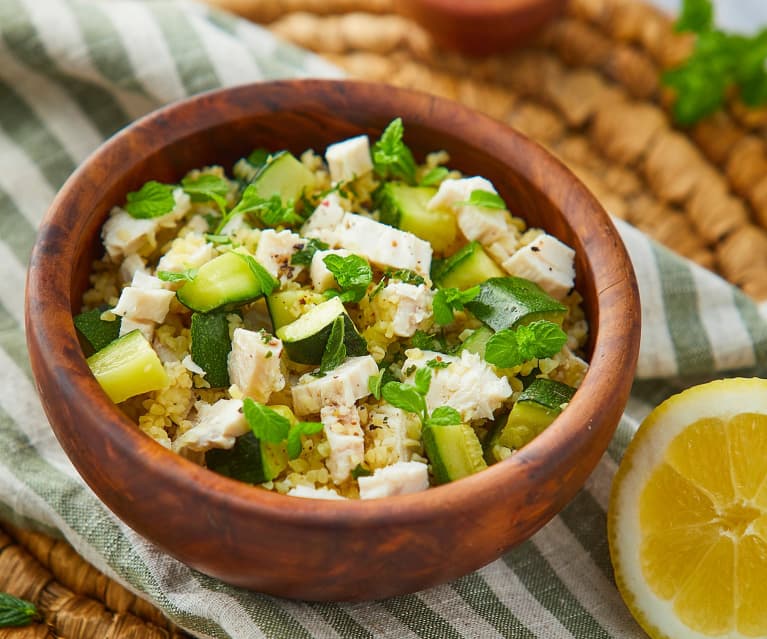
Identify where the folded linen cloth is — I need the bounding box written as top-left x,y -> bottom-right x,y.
1,2 -> 765,638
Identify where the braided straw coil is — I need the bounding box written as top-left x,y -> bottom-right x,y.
5,0 -> 767,636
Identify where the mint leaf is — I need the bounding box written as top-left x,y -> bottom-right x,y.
426,358 -> 450,369
420,166 -> 449,187
675,0 -> 713,33
323,254 -> 372,303
432,286 -> 480,326
372,117 -> 417,184
291,238 -> 329,266
286,421 -> 323,459
351,463 -> 373,479
181,174 -> 230,215
0,592 -> 38,628
237,253 -> 279,296
124,181 -> 175,219
426,406 -> 462,427
387,269 -> 425,286
228,185 -> 302,229
242,399 -> 290,444
413,366 -> 432,396
320,316 -> 346,374
369,373 -> 383,400
459,190 -> 507,210
156,268 -> 198,283
247,148 -> 270,169
204,233 -> 233,245
382,381 -> 426,417
484,320 -> 567,368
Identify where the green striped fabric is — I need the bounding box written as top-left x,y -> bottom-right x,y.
1,2 -> 765,637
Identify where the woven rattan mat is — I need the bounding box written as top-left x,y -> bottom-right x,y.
4,0 -> 767,636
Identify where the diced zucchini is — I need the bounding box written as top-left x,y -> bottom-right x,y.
376,182 -> 457,253
86,330 -> 169,404
190,312 -> 233,387
459,326 -> 494,358
466,276 -> 567,331
423,423 -> 487,484
177,252 -> 265,313
276,296 -> 367,365
484,378 -> 576,462
251,151 -> 316,203
206,432 -> 288,484
434,241 -> 504,289
266,289 -> 325,331
74,307 -> 121,353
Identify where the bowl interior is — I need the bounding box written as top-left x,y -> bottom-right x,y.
29,80 -> 639,600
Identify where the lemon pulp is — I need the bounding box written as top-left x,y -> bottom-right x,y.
610,380 -> 767,639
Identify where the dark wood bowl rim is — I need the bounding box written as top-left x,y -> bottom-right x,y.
26,79 -> 639,530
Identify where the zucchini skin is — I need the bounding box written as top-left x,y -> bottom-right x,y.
206,432 -> 287,484
190,312 -> 233,388
74,306 -> 121,353
281,314 -> 367,365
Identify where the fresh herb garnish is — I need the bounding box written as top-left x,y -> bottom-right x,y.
181,174 -> 230,215
286,421 -> 323,459
387,269 -> 425,286
459,189 -> 507,210
247,148 -> 270,169
0,592 -> 39,628
320,316 -> 347,374
204,233 -> 233,245
484,320 -> 567,369
236,253 -> 279,296
242,399 -> 290,443
218,185 -> 301,232
323,254 -> 373,303
426,358 -> 451,369
156,268 -> 198,283
351,463 -> 373,479
381,366 -> 462,428
410,329 -> 458,354
124,181 -> 175,219
420,166 -> 449,187
291,238 -> 329,266
432,286 -> 480,326
371,117 -> 417,184
662,0 -> 767,125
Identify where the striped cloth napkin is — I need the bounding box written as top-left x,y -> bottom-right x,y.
1,1 -> 766,638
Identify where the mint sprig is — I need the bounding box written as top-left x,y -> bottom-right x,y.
286,421 -> 323,459
323,254 -> 373,303
420,166 -> 448,187
157,268 -> 198,283
236,253 -> 279,296
124,181 -> 176,219
371,118 -> 417,184
291,238 -> 329,266
320,316 -> 347,374
181,174 -> 230,216
458,190 -> 507,211
432,286 -> 480,326
242,399 -> 321,460
484,320 -> 567,369
381,365 -> 462,428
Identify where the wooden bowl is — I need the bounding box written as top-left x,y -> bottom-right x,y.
395,0 -> 568,56
26,80 -> 639,601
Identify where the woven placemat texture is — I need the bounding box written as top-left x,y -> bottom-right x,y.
4,1 -> 767,638
216,0 -> 767,300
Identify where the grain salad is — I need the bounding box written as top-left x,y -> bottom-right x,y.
76,118 -> 589,500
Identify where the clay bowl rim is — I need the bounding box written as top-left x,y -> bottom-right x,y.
26,79 -> 639,530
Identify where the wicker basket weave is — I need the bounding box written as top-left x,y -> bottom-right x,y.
5,0 -> 767,636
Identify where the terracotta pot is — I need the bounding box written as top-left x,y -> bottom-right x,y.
395,0 -> 568,55
26,80 -> 640,601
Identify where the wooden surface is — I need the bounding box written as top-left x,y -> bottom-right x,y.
26,79 -> 639,601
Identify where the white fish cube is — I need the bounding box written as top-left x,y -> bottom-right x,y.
118,316 -> 154,342
227,328 -> 285,404
173,399 -> 248,453
112,286 -> 174,324
119,254 -> 146,284
287,485 -> 347,500
301,192 -> 347,246
254,229 -> 304,283
403,349 -> 512,422
428,176 -> 496,212
321,404 -> 364,484
325,135 -> 373,184
335,213 -> 432,277
291,355 -> 378,416
375,281 -> 434,337
502,233 -> 575,300
358,461 -> 430,499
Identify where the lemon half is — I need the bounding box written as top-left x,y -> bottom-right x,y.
609,378 -> 767,639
